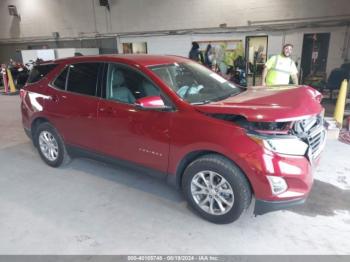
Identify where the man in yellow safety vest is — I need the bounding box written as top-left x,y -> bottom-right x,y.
262,44 -> 299,86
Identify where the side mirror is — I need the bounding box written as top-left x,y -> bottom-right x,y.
135,96 -> 173,111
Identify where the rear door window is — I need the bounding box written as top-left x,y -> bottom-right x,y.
27,64 -> 57,84
66,63 -> 101,96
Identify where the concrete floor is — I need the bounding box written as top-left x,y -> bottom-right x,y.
0,95 -> 349,255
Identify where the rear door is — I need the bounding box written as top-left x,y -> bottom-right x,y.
45,62 -> 103,150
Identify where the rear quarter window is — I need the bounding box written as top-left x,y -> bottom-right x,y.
27,64 -> 57,84
66,63 -> 100,96
52,67 -> 68,90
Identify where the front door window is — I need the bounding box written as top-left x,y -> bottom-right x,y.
106,63 -> 161,104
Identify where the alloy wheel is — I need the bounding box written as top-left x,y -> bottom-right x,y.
38,131 -> 59,162
190,171 -> 234,215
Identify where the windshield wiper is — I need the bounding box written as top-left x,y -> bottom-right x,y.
191,100 -> 212,105
191,90 -> 241,105
211,90 -> 241,102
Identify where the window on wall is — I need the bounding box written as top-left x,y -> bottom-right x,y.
66,63 -> 101,96
122,42 -> 148,54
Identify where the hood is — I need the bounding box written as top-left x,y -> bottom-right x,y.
194,85 -> 323,122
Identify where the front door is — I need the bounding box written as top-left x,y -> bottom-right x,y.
96,63 -> 172,173
301,33 -> 330,83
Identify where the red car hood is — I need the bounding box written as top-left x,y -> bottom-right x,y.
194,85 -> 323,122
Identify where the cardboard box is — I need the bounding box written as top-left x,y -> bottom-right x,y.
324,117 -> 340,139
327,127 -> 340,140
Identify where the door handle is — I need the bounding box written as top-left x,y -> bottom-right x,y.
99,106 -> 114,114
51,94 -> 59,102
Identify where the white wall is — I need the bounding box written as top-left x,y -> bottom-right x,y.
55,48 -> 99,58
120,35 -> 193,57
55,48 -> 76,59
0,0 -> 348,77
283,26 -> 347,74
0,0 -> 349,40
119,27 -> 348,76
21,48 -> 99,64
74,48 -> 99,56
21,49 -> 55,64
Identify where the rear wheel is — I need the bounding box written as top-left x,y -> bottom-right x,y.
182,154 -> 251,224
34,122 -> 71,167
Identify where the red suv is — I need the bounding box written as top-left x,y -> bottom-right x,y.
21,55 -> 326,224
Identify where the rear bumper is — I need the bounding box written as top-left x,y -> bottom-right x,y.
254,197 -> 306,215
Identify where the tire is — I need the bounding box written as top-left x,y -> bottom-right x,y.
182,154 -> 252,224
34,122 -> 71,167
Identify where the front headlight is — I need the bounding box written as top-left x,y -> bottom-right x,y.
249,134 -> 309,156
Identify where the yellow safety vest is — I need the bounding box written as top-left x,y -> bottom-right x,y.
265,55 -> 297,86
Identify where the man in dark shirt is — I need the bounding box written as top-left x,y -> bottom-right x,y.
189,42 -> 204,64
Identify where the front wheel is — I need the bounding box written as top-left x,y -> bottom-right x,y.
182,154 -> 252,224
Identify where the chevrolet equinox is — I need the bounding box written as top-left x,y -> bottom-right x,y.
21,55 -> 326,224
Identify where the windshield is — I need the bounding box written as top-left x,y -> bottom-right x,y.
149,62 -> 241,104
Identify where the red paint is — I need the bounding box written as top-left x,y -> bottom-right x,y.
21,55 -> 325,203
136,96 -> 165,107
194,86 -> 323,122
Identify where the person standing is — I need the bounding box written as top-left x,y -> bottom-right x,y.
189,42 -> 204,64
262,44 -> 298,86
215,43 -> 227,76
204,43 -> 213,68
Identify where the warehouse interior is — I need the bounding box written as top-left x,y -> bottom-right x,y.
0,0 -> 350,258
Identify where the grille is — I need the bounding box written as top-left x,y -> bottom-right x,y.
293,115 -> 326,159
308,128 -> 326,158
293,115 -> 320,134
